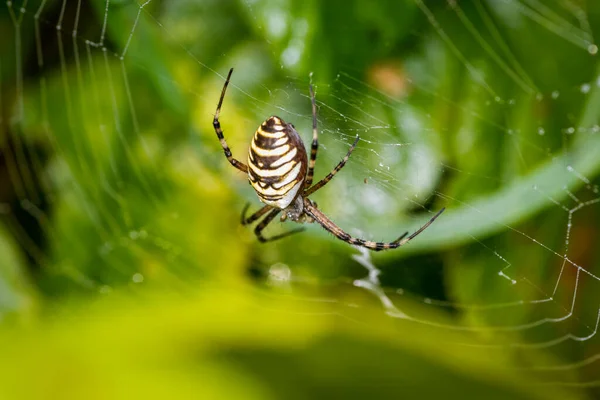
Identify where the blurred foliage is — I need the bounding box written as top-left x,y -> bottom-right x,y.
0,0 -> 599,398
0,285 -> 584,400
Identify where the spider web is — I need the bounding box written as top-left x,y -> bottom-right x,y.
2,0 -> 600,394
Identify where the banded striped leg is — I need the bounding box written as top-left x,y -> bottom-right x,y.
304,84 -> 319,187
213,68 -> 248,173
241,203 -> 272,225
304,199 -> 445,251
254,209 -> 305,243
304,135 -> 360,197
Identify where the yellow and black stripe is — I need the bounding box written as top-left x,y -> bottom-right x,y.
247,116 -> 308,209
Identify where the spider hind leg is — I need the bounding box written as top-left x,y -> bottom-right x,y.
213,68 -> 249,173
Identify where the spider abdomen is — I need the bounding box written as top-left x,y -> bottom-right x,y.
248,116 -> 308,209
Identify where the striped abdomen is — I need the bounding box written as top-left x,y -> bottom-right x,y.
248,116 -> 308,209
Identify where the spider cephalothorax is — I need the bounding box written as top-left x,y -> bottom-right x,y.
213,68 -> 444,251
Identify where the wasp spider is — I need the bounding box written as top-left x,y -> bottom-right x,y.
213,68 -> 445,251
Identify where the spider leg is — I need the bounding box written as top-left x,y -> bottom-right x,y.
304,135 -> 360,197
304,83 -> 319,187
304,199 -> 445,251
241,203 -> 272,225
213,68 -> 249,173
254,209 -> 305,243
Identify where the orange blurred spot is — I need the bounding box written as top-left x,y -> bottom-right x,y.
367,63 -> 408,98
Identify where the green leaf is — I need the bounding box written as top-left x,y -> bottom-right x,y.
375,62 -> 600,257
0,285 -> 585,399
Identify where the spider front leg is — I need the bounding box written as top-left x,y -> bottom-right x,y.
241,203 -> 272,225
304,83 -> 319,188
304,199 -> 445,251
253,208 -> 305,243
213,68 -> 249,173
304,135 -> 360,196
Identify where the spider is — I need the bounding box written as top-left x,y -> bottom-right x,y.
213,68 -> 445,251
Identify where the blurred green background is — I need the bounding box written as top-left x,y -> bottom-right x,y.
1,0 -> 600,398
